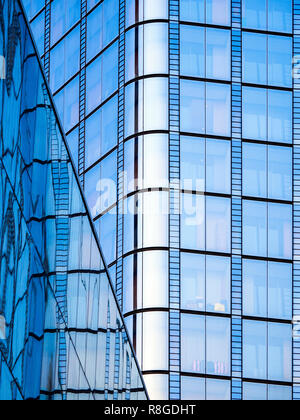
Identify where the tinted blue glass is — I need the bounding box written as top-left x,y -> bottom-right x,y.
0,0 -> 147,400
268,262 -> 292,320
181,25 -> 205,78
206,28 -> 231,80
243,382 -> 267,400
243,320 -> 267,380
268,323 -> 292,382
206,139 -> 231,194
243,143 -> 267,197
243,32 -> 267,85
181,136 -> 205,192
243,200 -> 267,257
85,96 -> 118,168
206,379 -> 231,400
268,0 -> 292,33
181,253 -> 205,311
181,0 -> 230,25
243,87 -> 267,141
268,90 -> 292,144
51,0 -> 81,45
242,0 -> 267,30
181,80 -> 205,134
181,376 -> 205,400
243,260 -> 267,318
268,36 -> 292,88
268,203 -> 292,260
31,12 -> 45,55
268,146 -> 292,200
86,42 -> 118,114
180,0 -> 205,23
268,385 -> 292,400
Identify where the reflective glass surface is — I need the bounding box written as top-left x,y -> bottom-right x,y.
0,0 -> 146,401
23,0 -> 295,401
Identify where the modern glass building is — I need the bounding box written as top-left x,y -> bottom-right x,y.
0,0 -> 147,400
22,0 -> 300,400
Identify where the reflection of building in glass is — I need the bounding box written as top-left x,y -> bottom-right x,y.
0,0 -> 147,401
23,0 -> 298,400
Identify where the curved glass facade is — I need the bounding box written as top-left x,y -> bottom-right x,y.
23,0 -> 298,401
0,0 -> 147,400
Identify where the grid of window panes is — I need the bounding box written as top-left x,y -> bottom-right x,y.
23,0 -> 295,400
178,0 -> 232,401
241,0 -> 293,401
23,0 -> 120,280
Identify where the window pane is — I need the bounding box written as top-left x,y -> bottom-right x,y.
206,317 -> 231,376
98,211 -> 116,265
206,197 -> 231,253
143,312 -> 169,371
142,251 -> 168,308
181,25 -> 205,78
206,256 -> 231,314
85,96 -> 118,169
144,78 -> 168,131
143,375 -> 169,401
242,32 -> 267,85
243,259 -> 267,318
206,379 -> 231,401
268,262 -> 292,320
268,323 -> 292,382
181,80 -> 205,134
268,0 -> 292,33
243,200 -> 267,257
181,253 -> 205,311
180,0 -> 205,23
243,87 -> 267,141
181,136 -> 205,192
181,194 -> 205,251
143,134 -> 169,189
181,376 -> 205,400
268,203 -> 292,259
243,320 -> 267,380
243,142 -> 267,198
144,23 -> 169,75
181,314 -> 205,373
268,385 -> 292,401
243,382 -> 267,401
268,36 -> 292,88
143,191 -> 169,248
268,146 -> 292,201
123,256 -> 133,314
268,90 -> 292,144
206,28 -> 231,80
242,0 -> 267,30
144,0 -> 168,20
206,83 -> 231,137
206,0 -> 231,26
206,139 -> 231,194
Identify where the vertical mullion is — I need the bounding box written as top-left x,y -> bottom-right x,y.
293,0 -> 300,401
116,0 -> 126,308
78,0 -> 87,187
231,0 -> 243,401
169,0 -> 181,401
44,0 -> 51,80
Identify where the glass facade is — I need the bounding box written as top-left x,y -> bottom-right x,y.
22,0 -> 300,401
0,0 -> 147,400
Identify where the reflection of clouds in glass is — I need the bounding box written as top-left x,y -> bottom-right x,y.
0,56 -> 5,79
0,315 -> 6,340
